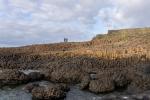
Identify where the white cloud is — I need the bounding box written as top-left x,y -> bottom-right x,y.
99,0 -> 150,28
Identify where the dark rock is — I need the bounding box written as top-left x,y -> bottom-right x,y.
127,74 -> 150,93
41,69 -> 53,80
57,83 -> 70,92
143,64 -> 150,75
79,74 -> 90,90
23,83 -> 39,92
113,73 -> 130,88
0,83 -> 4,88
143,95 -> 150,100
31,84 -> 66,100
24,82 -> 69,100
28,72 -> 44,81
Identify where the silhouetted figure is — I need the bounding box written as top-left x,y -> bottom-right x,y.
64,38 -> 68,42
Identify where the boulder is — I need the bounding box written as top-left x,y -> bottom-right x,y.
23,83 -> 39,92
89,78 -> 115,93
24,82 -> 69,100
31,84 -> 67,100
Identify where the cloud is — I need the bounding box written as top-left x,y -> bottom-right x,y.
0,0 -> 149,46
99,0 -> 150,28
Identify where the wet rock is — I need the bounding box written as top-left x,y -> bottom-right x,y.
127,75 -> 150,93
89,78 -> 115,93
57,83 -> 70,92
101,95 -> 135,100
101,94 -> 118,100
0,83 -> 4,88
24,82 -> 69,100
79,74 -> 90,90
143,64 -> 150,75
28,72 -> 44,82
89,72 -> 97,80
0,69 -> 29,86
119,96 -> 131,100
21,70 -> 40,75
131,94 -> 150,100
143,95 -> 150,100
113,73 -> 130,88
23,83 -> 39,92
132,95 -> 144,100
31,84 -> 67,100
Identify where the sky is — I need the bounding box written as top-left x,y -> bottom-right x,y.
0,0 -> 150,47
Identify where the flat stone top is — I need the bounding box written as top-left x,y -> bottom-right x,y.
20,70 -> 40,75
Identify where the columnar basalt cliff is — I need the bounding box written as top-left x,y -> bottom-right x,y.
0,27 -> 150,99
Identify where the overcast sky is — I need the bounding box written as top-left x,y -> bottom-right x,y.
0,0 -> 150,47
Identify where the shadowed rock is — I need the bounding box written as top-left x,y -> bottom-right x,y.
127,74 -> 150,94
49,66 -> 83,83
79,74 -> 90,90
24,82 -> 69,100
28,72 -> 44,82
23,83 -> 39,92
113,72 -> 130,88
89,78 -> 115,93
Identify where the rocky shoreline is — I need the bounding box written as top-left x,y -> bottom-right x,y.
0,28 -> 150,100
0,68 -> 150,100
2,81 -> 150,100
0,53 -> 150,99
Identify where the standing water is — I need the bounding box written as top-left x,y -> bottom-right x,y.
0,84 -> 102,100
0,84 -> 147,100
0,86 -> 32,100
